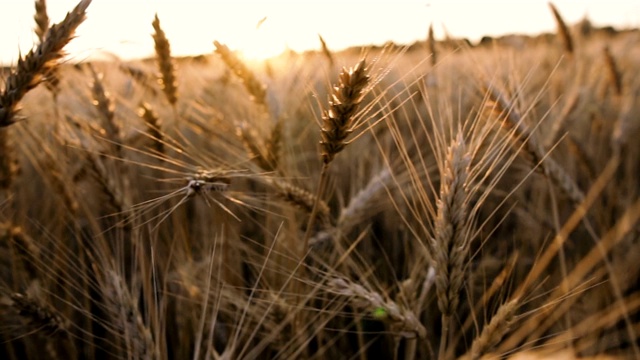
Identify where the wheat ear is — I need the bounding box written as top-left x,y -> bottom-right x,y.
469,299 -> 518,360
34,0 -> 61,98
0,0 -> 91,127
428,23 -> 437,66
318,34 -> 334,66
549,2 -> 574,55
214,40 -> 268,109
603,46 -> 622,96
486,84 -> 585,205
430,132 -> 472,359
320,59 -> 370,165
152,14 -> 178,107
327,277 -> 426,339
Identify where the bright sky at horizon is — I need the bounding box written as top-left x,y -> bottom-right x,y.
0,0 -> 639,65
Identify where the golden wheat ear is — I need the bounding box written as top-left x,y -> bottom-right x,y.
320,59 -> 370,165
0,0 -> 92,127
152,14 -> 179,107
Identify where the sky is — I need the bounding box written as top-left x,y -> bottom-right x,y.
0,0 -> 639,65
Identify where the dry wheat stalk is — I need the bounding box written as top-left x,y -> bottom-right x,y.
549,2 -> 574,55
320,59 -> 370,165
469,299 -> 518,360
0,0 -> 91,127
214,40 -> 268,108
603,46 -> 622,96
152,14 -> 178,107
327,277 -> 426,339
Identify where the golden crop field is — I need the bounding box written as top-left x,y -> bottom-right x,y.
0,1 -> 639,359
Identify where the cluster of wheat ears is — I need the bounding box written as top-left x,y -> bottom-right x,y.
0,1 -> 638,359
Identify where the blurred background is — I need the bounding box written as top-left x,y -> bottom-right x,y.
1,0 -> 639,64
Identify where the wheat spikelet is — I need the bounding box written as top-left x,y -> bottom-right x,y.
214,40 -> 268,108
266,118 -> 282,170
469,299 -> 518,359
327,277 -> 426,339
320,59 -> 370,165
86,152 -> 130,213
34,0 -> 61,98
272,179 -> 330,222
152,14 -> 178,107
549,2 -> 574,55
0,0 -> 91,127
34,0 -> 50,42
236,123 -> 274,171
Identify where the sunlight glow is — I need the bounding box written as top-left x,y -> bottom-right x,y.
0,0 -> 638,64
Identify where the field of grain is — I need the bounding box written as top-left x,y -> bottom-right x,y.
1,1 -> 639,359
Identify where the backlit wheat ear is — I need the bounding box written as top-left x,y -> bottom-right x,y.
320,58 -> 370,165
318,34 -> 334,66
34,0 -> 50,42
0,0 -> 91,127
34,0 -> 61,98
214,40 -> 268,109
152,14 -> 178,107
549,2 -> 574,55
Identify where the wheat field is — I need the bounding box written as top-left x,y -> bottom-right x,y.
0,1 -> 639,359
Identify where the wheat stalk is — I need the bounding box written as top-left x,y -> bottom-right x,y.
0,0 -> 91,127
